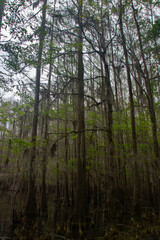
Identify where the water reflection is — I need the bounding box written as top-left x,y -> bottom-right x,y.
0,190 -> 27,238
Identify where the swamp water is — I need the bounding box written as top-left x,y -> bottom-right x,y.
0,190 -> 160,240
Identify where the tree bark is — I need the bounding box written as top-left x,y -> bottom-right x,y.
26,0 -> 47,222
64,90 -> 70,207
74,0 -> 87,228
132,2 -> 159,160
40,14 -> 53,219
119,2 -> 137,155
0,0 -> 5,35
119,0 -> 139,217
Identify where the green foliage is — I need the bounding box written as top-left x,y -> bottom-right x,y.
86,111 -> 96,126
12,137 -> 31,149
69,133 -> 77,140
147,18 -> 160,41
113,111 -> 131,133
67,158 -> 76,172
0,42 -> 21,71
50,103 -> 73,121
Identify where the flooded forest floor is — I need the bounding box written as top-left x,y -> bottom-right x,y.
0,174 -> 160,240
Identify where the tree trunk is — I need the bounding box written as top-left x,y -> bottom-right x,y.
119,1 -> 139,216
64,91 -> 70,207
132,2 -> 159,160
56,79 -> 60,202
119,2 -> 137,156
41,15 -> 54,219
0,0 -> 5,34
26,0 -> 47,223
74,0 -> 87,228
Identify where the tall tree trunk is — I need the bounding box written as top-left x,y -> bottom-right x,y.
119,1 -> 139,216
56,79 -> 60,202
103,58 -> 115,216
132,2 -> 159,160
64,91 -> 70,206
119,2 -> 137,156
26,0 -> 47,222
74,0 -> 87,228
40,14 -> 54,219
132,1 -> 159,212
100,7 -> 115,207
0,0 -> 5,35
71,80 -> 77,206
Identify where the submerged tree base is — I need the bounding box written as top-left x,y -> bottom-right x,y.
1,186 -> 160,240
10,200 -> 160,240
12,219 -> 160,240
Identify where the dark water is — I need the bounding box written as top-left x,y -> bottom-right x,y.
0,190 -> 27,238
0,190 -> 160,240
0,190 -> 107,239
